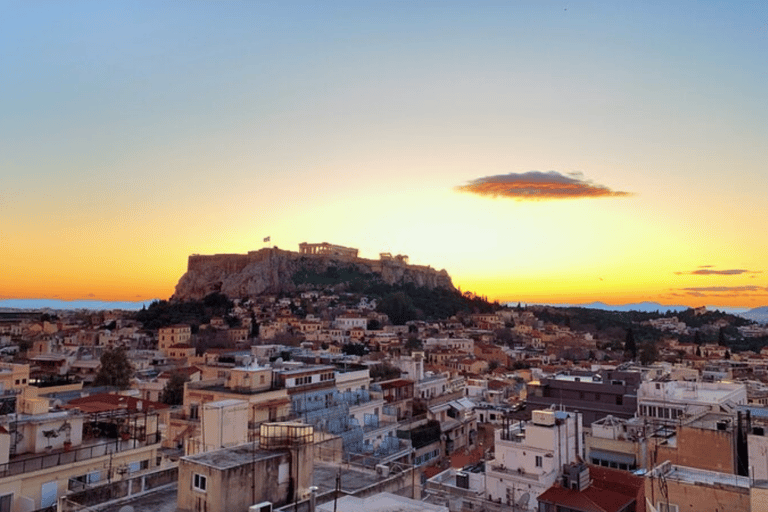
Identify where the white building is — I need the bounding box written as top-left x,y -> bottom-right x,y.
424,338 -> 475,354
485,409 -> 583,511
334,315 -> 368,331
637,380 -> 747,425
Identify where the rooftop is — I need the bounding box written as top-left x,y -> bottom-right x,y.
317,492 -> 447,512
182,443 -> 286,470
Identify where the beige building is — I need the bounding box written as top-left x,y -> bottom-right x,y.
159,324 -> 192,353
177,423 -> 314,512
0,391 -> 164,511
170,366 -> 292,452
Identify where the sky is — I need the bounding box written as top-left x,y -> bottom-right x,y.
2,1 -> 767,308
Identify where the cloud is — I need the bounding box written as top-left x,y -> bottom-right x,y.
674,268 -> 762,276
671,285 -> 768,299
681,286 -> 767,293
455,171 -> 633,201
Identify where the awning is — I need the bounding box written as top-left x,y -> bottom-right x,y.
589,449 -> 635,466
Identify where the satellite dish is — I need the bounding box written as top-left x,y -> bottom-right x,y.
118,506 -> 135,512
516,493 -> 529,507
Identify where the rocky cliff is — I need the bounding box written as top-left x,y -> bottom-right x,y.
172,248 -> 455,301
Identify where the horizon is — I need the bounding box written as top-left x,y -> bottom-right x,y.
0,297 -> 760,316
3,2 -> 767,308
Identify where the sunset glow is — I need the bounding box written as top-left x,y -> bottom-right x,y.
2,2 -> 767,309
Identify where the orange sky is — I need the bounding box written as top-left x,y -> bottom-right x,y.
2,2 -> 767,309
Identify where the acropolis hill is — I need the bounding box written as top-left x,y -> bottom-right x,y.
172,243 -> 455,301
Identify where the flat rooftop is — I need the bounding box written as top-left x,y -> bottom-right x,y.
312,461 -> 384,494
93,483 -> 178,512
664,465 -> 750,488
182,444 -> 286,470
317,492 -> 447,512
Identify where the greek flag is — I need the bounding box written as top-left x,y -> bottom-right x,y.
263,236 -> 271,242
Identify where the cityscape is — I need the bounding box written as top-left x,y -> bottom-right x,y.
3,2 -> 768,512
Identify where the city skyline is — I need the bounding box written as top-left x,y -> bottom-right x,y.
2,2 -> 767,308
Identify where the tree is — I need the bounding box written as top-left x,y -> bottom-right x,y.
160,371 -> 189,405
718,327 -> 727,346
638,341 -> 658,366
94,346 -> 134,389
624,328 -> 637,360
342,343 -> 367,356
405,335 -> 423,352
377,292 -> 418,325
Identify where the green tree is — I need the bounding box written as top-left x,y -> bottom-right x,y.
638,341 -> 658,366
624,328 -> 637,360
377,292 -> 418,325
405,335 -> 423,352
94,346 -> 134,389
160,371 -> 189,405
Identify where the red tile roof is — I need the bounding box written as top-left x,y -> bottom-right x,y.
63,393 -> 169,414
537,465 -> 643,512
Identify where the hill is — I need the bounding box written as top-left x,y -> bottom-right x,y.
173,247 -> 454,301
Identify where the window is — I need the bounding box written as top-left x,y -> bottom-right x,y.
616,395 -> 623,405
193,473 -> 207,492
0,494 -> 11,512
535,455 -> 543,467
657,503 -> 678,512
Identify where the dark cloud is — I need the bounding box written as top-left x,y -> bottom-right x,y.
674,268 -> 762,276
455,171 -> 632,201
672,285 -> 768,299
681,286 -> 766,293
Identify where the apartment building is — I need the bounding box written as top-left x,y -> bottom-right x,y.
485,409 -> 583,511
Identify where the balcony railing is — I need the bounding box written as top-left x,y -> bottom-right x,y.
0,432 -> 161,478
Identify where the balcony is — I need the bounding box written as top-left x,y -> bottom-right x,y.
0,432 -> 161,478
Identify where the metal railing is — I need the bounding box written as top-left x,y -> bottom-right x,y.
0,432 -> 161,478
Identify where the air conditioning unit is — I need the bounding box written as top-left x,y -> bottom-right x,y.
249,501 -> 272,512
376,464 -> 390,477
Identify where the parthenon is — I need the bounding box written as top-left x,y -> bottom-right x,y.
298,242 -> 359,258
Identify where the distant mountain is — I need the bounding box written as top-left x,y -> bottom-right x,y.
739,306 -> 768,324
0,299 -> 157,312
509,301 -> 750,315
577,301 -> 691,313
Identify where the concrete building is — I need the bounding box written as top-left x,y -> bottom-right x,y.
645,461 -> 750,512
0,391 -> 164,511
637,380 -> 747,426
585,415 -> 645,471
526,370 -> 641,425
159,324 -> 191,353
428,398 -> 477,455
177,423 -> 314,512
485,409 -> 584,511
